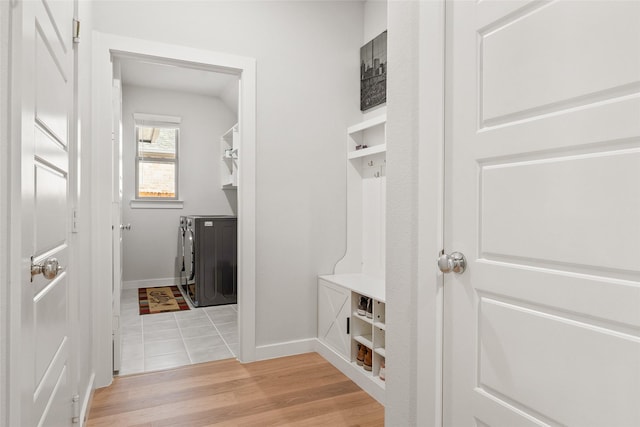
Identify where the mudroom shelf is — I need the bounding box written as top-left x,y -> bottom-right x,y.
353,312 -> 374,325
354,334 -> 373,348
347,143 -> 386,160
317,112 -> 387,405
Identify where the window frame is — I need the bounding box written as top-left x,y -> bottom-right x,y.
133,113 -> 181,201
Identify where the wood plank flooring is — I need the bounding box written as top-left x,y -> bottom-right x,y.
87,352 -> 384,426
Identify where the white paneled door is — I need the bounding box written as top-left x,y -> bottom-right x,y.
443,1 -> 640,426
19,0 -> 76,425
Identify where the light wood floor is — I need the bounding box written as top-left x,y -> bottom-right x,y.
87,352 -> 384,426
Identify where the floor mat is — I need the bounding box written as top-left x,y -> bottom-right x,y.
138,286 -> 190,315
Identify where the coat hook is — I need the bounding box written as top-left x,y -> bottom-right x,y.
368,160 -> 374,167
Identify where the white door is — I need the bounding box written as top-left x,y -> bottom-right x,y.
111,60 -> 124,372
443,1 -> 640,426
18,0 -> 76,425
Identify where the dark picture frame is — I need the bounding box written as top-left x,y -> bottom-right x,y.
360,30 -> 387,111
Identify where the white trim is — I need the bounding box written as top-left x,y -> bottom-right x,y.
129,200 -> 184,209
79,373 -> 95,427
254,338 -> 317,361
133,112 -> 181,125
122,277 -> 180,290
415,3 -> 446,426
92,31 -> 257,388
8,2 -> 26,425
0,0 -> 10,424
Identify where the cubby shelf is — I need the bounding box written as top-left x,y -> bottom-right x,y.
347,113 -> 386,134
347,143 -> 386,160
353,312 -> 374,325
354,335 -> 373,348
346,114 -> 386,159
220,124 -> 239,189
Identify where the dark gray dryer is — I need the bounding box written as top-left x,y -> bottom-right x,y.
180,215 -> 237,307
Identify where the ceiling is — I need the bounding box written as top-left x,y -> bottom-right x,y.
119,58 -> 239,102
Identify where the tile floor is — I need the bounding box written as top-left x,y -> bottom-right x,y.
117,288 -> 238,376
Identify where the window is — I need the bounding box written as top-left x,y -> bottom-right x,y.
134,114 -> 180,200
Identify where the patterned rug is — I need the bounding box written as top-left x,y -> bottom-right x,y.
138,286 -> 190,315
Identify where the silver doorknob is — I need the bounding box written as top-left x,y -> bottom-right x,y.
31,258 -> 62,280
438,252 -> 467,274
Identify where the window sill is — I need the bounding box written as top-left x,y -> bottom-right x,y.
130,200 -> 184,209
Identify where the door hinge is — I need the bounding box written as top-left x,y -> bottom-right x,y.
73,19 -> 80,44
71,394 -> 80,423
71,208 -> 79,233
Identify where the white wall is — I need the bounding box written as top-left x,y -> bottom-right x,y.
386,1 -> 444,425
92,1 -> 364,347
364,0 -> 387,46
121,84 -> 237,285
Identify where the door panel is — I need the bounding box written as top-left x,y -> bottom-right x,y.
34,269 -> 68,385
444,1 -> 640,426
35,127 -> 68,171
480,150 -> 640,271
35,25 -> 68,144
35,164 -> 67,253
36,365 -> 69,427
480,1 -> 640,126
478,297 -> 639,426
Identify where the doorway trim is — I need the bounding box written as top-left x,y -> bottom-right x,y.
0,0 -> 11,423
91,32 -> 257,387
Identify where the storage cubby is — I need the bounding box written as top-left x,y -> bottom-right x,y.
347,114 -> 386,160
220,124 -> 238,189
350,291 -> 386,383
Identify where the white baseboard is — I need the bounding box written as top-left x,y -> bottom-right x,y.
314,339 -> 385,405
123,277 -> 180,290
254,338 -> 316,361
80,372 -> 95,426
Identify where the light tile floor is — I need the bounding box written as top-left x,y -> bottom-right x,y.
118,288 -> 238,376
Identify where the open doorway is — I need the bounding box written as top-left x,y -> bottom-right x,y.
91,33 -> 257,388
113,57 -> 241,375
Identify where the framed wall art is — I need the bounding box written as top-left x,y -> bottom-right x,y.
360,30 -> 387,111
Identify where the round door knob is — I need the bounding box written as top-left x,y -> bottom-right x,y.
31,258 -> 62,280
437,252 -> 467,274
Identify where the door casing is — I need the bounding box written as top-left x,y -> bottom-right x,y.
91,32 -> 257,387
